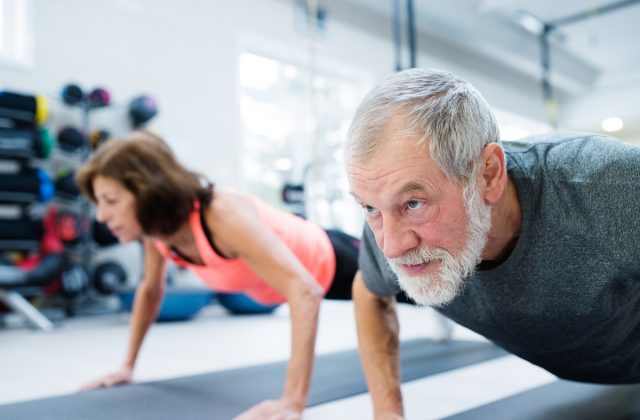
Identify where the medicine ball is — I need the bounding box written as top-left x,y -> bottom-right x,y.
57,126 -> 86,152
87,87 -> 111,108
128,95 -> 158,128
61,83 -> 84,106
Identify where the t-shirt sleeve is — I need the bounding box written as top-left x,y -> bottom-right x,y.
358,224 -> 402,296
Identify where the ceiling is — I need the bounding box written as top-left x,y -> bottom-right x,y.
334,0 -> 640,140
478,0 -> 640,88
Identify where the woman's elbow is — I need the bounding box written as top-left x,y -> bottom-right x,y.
293,279 -> 324,308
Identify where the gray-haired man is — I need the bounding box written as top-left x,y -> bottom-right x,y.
345,68 -> 640,419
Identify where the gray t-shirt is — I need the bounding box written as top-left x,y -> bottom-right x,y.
359,132 -> 640,383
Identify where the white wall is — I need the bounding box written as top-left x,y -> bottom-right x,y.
0,0 -> 556,185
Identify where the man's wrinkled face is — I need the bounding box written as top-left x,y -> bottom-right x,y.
347,124 -> 491,306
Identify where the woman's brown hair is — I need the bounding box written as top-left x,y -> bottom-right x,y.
75,131 -> 213,236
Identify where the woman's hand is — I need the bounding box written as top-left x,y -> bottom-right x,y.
233,398 -> 303,420
78,366 -> 133,392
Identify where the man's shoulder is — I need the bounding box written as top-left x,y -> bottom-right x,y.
504,131 -> 638,156
503,131 -> 629,153
504,132 -> 640,182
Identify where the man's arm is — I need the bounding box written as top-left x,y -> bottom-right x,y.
353,271 -> 404,419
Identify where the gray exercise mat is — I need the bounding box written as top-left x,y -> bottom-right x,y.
0,338 -> 505,420
446,380 -> 640,420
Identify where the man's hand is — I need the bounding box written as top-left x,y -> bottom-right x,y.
233,399 -> 303,420
78,366 -> 133,392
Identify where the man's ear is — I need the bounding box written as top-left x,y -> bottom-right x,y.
479,143 -> 506,204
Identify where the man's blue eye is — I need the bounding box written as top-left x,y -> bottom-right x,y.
407,200 -> 423,210
364,205 -> 377,214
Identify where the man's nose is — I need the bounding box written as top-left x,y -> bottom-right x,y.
377,215 -> 419,259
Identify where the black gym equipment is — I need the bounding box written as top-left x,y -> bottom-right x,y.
61,84 -> 85,106
92,261 -> 127,294
60,265 -> 89,296
54,211 -> 82,244
0,90 -> 48,127
89,129 -> 111,150
0,253 -> 64,288
0,339 -> 505,419
281,183 -> 305,205
0,127 -> 53,159
57,126 -> 87,152
54,169 -> 81,200
92,220 -> 119,247
128,95 -> 158,128
57,83 -> 114,294
0,253 -> 64,330
0,168 -> 54,203
87,88 -> 111,109
61,84 -> 112,110
281,182 -> 306,218
0,218 -> 45,250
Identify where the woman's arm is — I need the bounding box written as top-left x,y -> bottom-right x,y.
210,195 -> 324,418
80,238 -> 167,391
123,238 -> 167,369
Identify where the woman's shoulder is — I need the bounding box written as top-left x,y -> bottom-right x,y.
211,188 -> 254,207
207,188 -> 259,221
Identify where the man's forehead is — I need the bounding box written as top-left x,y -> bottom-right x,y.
347,159 -> 442,202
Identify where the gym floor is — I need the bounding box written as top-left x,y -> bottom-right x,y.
0,300 -> 555,418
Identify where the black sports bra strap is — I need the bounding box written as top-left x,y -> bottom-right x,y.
199,200 -> 228,259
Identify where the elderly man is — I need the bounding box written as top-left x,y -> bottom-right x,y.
345,67 -> 640,419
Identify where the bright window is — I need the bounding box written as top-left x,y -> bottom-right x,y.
0,0 -> 33,70
239,52 -> 366,236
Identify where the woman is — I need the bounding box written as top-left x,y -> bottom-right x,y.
75,131 -> 359,420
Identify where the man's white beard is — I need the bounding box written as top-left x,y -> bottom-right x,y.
386,181 -> 492,307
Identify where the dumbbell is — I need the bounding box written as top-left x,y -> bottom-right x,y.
0,90 -> 48,126
0,127 -> 53,159
0,218 -> 44,242
0,168 -> 54,202
92,261 -> 127,294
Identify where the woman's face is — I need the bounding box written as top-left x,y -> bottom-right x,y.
93,175 -> 143,242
